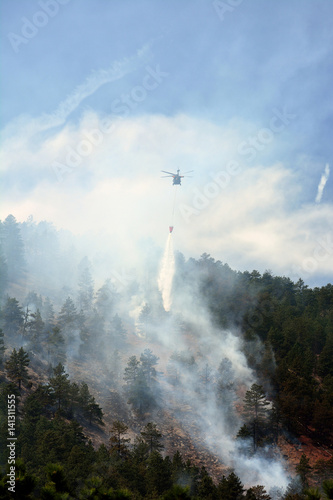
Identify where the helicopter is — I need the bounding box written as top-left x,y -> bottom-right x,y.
161,168 -> 193,185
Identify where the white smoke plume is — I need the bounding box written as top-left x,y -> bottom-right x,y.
315,163 -> 330,203
158,233 -> 175,311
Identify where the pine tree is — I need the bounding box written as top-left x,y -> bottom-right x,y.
109,420 -> 130,458
48,363 -> 71,412
5,347 -> 30,389
140,348 -> 159,387
217,472 -> 245,500
243,383 -> 270,452
3,297 -> 24,336
27,308 -> 45,348
296,453 -> 312,489
58,296 -> 79,328
322,479 -> 333,499
140,422 -> 164,454
245,485 -> 271,499
79,382 -> 103,425
197,466 -> 218,499
123,356 -> 140,386
146,451 -> 172,496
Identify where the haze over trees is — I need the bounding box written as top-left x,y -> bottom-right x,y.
0,214 -> 332,497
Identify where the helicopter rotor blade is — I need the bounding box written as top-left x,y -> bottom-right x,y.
161,170 -> 176,176
183,170 -> 194,174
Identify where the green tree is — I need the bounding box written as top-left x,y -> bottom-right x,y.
123,355 -> 156,413
217,472 -> 245,500
304,487 -> 321,500
146,451 -> 172,496
296,453 -> 312,489
79,382 -> 104,425
27,308 -> 45,348
322,479 -> 333,499
109,420 -> 130,458
2,297 -> 24,336
243,383 -> 270,452
245,485 -> 271,499
5,347 -> 30,389
48,363 -> 71,412
318,331 -> 333,378
140,348 -> 159,387
197,466 -> 218,499
58,296 -> 78,329
140,422 -> 164,454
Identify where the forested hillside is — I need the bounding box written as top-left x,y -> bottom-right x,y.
0,214 -> 332,499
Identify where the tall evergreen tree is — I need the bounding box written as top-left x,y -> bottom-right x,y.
48,363 -> 71,412
109,420 -> 130,458
140,422 -> 164,454
58,296 -> 79,328
140,348 -> 159,387
3,297 -> 24,336
79,382 -> 104,425
243,384 -> 270,452
27,309 -> 45,348
5,347 -> 30,389
296,453 -> 312,490
217,472 -> 245,500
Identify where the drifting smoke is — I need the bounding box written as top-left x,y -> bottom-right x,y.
158,233 -> 175,311
4,218 -> 293,495
156,300 -> 290,494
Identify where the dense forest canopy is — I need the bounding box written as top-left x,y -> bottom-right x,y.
0,214 -> 332,499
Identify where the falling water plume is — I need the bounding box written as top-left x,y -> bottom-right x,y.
158,233 -> 175,311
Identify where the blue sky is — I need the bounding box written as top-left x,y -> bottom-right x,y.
1,0 -> 332,285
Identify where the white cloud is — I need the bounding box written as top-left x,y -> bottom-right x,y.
1,111 -> 332,285
315,163 -> 330,203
